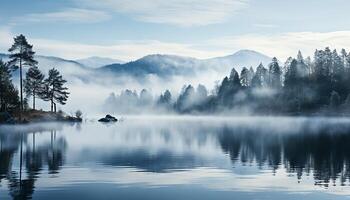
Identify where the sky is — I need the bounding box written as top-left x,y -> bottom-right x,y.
1,0 -> 350,61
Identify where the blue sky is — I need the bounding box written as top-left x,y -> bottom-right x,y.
0,0 -> 350,61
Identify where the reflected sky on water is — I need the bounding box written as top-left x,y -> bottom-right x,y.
1,116 -> 350,200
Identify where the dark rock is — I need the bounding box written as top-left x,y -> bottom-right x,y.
98,118 -> 110,122
99,114 -> 118,123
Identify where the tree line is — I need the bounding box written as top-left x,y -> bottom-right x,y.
105,47 -> 350,115
0,34 -> 69,115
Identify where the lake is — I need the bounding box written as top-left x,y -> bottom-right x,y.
1,116 -> 350,200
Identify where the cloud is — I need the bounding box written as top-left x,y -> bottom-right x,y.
210,31 -> 350,60
76,0 -> 249,26
11,8 -> 111,24
24,39 -> 217,61
253,24 -> 278,28
2,27 -> 350,62
0,27 -> 206,60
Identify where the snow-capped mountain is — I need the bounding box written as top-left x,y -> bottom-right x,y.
76,56 -> 125,68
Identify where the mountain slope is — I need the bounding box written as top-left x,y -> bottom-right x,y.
99,54 -> 200,77
1,50 -> 274,81
99,50 -> 273,77
204,50 -> 272,70
76,56 -> 124,68
0,53 -> 92,82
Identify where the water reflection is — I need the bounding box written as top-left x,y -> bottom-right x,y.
1,117 -> 350,199
0,126 -> 67,199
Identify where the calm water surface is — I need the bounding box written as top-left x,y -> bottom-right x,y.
1,116 -> 350,200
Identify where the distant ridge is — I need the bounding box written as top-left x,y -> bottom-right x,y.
76,56 -> 125,68
1,49 -> 274,80
99,49 -> 273,77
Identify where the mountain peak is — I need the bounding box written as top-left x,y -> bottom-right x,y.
233,49 -> 266,56
76,56 -> 124,68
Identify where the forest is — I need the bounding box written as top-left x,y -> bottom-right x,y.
105,48 -> 350,115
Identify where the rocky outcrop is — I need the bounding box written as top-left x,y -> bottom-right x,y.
98,114 -> 118,123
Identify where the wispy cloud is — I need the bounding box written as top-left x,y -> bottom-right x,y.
210,31 -> 350,59
2,27 -> 350,62
253,24 -> 278,28
11,8 -> 111,25
0,28 -> 214,60
76,0 -> 249,26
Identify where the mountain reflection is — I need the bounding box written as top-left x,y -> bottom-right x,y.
1,118 -> 350,199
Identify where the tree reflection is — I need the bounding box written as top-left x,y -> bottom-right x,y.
0,129 -> 67,200
218,124 -> 350,187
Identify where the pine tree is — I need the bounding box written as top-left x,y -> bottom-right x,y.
296,51 -> 308,77
24,66 -> 44,110
268,57 -> 282,89
41,68 -> 69,112
158,90 -> 172,106
176,85 -> 195,112
284,59 -> 298,89
248,67 -> 255,86
252,63 -> 267,88
218,77 -> 230,97
139,89 -> 153,105
341,49 -> 348,68
0,60 -> 20,112
8,34 -> 38,113
331,50 -> 346,96
240,67 -> 250,87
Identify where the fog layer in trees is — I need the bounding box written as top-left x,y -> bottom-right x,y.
104,48 -> 350,115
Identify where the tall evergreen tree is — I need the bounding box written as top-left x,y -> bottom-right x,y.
248,67 -> 255,85
24,66 -> 45,110
296,51 -> 308,77
268,57 -> 282,89
8,35 -> 38,113
176,85 -> 195,112
283,57 -> 293,85
240,67 -> 250,87
341,49 -> 348,68
284,59 -> 298,89
196,84 -> 208,99
139,89 -> 153,105
158,90 -> 172,105
252,63 -> 267,88
41,68 -> 69,112
331,50 -> 346,96
0,60 -> 20,112
314,48 -> 332,104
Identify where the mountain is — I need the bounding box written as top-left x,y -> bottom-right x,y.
0,53 -> 92,82
99,50 -> 273,77
99,54 -> 199,77
1,49 -> 274,81
76,56 -> 124,68
204,49 -> 273,70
